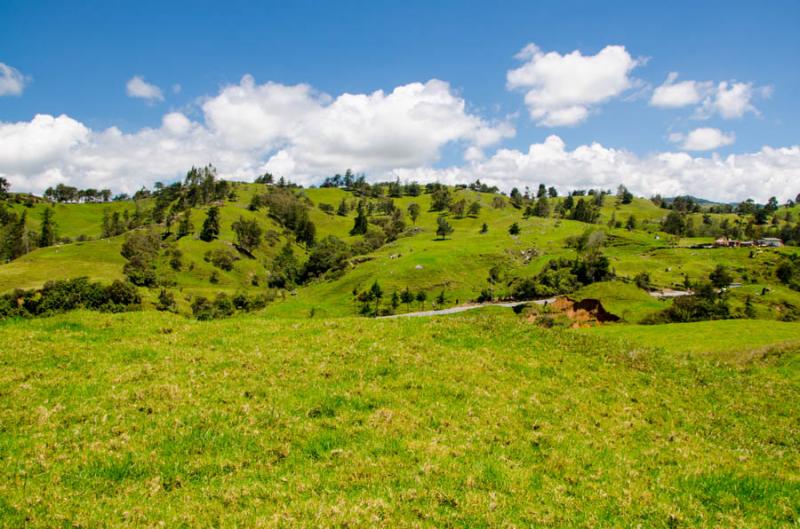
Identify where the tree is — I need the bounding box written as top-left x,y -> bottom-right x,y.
625,214 -> 637,230
662,211 -> 686,236
533,196 -> 550,218
39,208 -> 57,248
2,210 -> 29,260
468,201 -> 481,217
390,290 -> 400,312
709,265 -> 733,290
269,243 -> 299,288
617,185 -> 634,204
370,281 -> 383,315
302,235 -> 350,280
400,287 -> 414,312
436,290 -> 446,306
177,211 -> 194,239
350,202 -> 369,235
120,229 -> 161,286
231,216 -> 263,254
508,222 -> 521,235
548,187 -> 558,198
0,177 -> 9,200
156,289 -> 177,312
450,198 -> 466,218
407,203 -> 421,224
436,215 -> 453,240
336,198 -> 350,216
537,183 -> 547,198
200,206 -> 221,242
431,187 -> 452,211
416,290 -> 427,310
509,188 -> 524,209
480,222 -> 488,234
295,217 -> 316,247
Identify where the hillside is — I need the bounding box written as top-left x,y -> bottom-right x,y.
2,180 -> 798,323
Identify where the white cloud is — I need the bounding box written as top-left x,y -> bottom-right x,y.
699,81 -> 767,119
650,72 -> 711,108
507,44 -> 642,126
669,127 -> 735,151
1,75 -> 795,203
126,75 -> 164,102
0,62 -> 28,96
394,136 -> 799,203
0,76 -> 513,193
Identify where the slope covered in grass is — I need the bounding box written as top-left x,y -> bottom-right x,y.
0,310 -> 798,527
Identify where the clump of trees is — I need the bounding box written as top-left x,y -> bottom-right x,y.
44,184 -> 112,203
0,277 -> 140,319
513,251 -> 613,299
190,291 -> 271,321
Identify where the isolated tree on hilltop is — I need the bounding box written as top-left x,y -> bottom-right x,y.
200,206 -> 221,242
0,177 -> 9,200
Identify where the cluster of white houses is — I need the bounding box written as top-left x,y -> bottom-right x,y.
714,236 -> 784,248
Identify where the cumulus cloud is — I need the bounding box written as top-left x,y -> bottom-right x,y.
651,72 -> 770,119
1,75 -> 795,203
0,76 -> 513,193
698,81 -> 771,119
0,62 -> 28,96
669,127 -> 736,151
394,136 -> 799,203
507,44 -> 642,126
126,75 -> 164,102
650,72 -> 711,108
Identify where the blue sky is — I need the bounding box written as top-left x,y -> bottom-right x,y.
1,0 -> 798,200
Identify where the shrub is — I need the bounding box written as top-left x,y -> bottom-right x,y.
204,247 -> 239,271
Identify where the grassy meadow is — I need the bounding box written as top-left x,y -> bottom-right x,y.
0,310 -> 799,527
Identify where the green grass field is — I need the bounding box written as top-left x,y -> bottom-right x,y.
0,310 -> 798,527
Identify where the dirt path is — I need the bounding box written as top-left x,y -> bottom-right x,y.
649,289 -> 691,299
380,298 -> 557,319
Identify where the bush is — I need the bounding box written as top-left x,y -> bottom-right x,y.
204,247 -> 239,271
0,277 -> 141,319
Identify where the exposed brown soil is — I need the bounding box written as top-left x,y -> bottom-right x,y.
527,296 -> 620,328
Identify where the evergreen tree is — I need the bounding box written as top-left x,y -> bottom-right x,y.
2,210 -> 29,260
350,202 -> 369,235
508,222 -> 521,235
369,281 -> 383,315
177,211 -> 194,239
39,208 -> 57,248
336,198 -> 350,216
480,222 -> 488,234
200,206 -> 221,242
